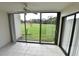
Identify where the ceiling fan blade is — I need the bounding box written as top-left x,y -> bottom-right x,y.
22,3 -> 38,14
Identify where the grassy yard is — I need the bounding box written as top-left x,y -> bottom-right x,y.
20,23 -> 56,42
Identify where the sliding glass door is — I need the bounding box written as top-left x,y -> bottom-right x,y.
60,15 -> 75,55
15,12 -> 60,44
61,15 -> 74,53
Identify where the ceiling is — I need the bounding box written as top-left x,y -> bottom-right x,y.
0,2 -> 73,13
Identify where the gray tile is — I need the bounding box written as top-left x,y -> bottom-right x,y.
0,42 -> 65,56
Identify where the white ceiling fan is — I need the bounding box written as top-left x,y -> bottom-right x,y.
23,3 -> 31,12
23,3 -> 37,14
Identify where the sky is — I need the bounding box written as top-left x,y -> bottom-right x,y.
20,13 -> 57,21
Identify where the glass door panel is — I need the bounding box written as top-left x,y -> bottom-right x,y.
25,13 -> 40,42
61,15 -> 74,53
41,13 -> 57,44
14,13 -> 26,41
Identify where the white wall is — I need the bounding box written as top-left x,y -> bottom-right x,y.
14,14 -> 21,40
0,11 -> 10,48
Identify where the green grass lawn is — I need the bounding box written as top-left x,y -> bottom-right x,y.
20,23 -> 56,42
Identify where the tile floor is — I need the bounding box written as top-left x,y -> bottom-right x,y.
0,42 -> 65,56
